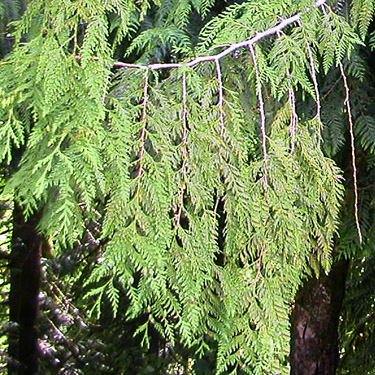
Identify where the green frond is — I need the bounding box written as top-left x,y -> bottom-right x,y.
350,0 -> 375,39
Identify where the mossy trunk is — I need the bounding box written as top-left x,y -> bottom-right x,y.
290,259 -> 349,375
8,206 -> 42,375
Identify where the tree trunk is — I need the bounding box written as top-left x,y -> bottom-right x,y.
8,206 -> 42,375
290,259 -> 349,375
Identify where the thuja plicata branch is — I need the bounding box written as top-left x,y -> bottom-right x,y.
73,0 -> 329,191
297,20 -> 322,145
256,242 -> 265,281
285,66 -> 298,155
136,70 -> 149,178
248,44 -> 268,181
73,0 -> 328,161
339,62 -> 362,244
275,29 -> 298,154
303,34 -> 321,121
108,0 -> 328,72
214,59 -> 225,139
181,72 -> 188,157
102,74 -> 110,104
174,72 -> 188,228
288,85 -> 298,154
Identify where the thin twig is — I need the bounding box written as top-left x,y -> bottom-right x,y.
303,37 -> 321,120
275,30 -> 298,154
321,78 -> 341,101
175,72 -> 188,228
102,74 -> 110,104
213,194 -> 220,216
339,62 -> 362,244
208,43 -> 231,52
174,189 -> 184,229
74,55 -> 100,62
297,20 -> 322,144
248,44 -> 268,185
73,26 -> 78,57
136,70 -> 149,178
288,86 -> 298,154
181,72 -> 188,154
256,242 -> 265,280
215,59 -> 225,139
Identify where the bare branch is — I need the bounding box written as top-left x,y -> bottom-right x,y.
339,62 -> 362,244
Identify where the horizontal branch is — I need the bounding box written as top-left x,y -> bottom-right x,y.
111,0 -> 327,71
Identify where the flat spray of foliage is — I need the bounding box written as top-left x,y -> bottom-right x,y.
0,0 -> 372,373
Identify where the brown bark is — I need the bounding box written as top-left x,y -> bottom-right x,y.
8,206 -> 42,375
290,259 -> 349,375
